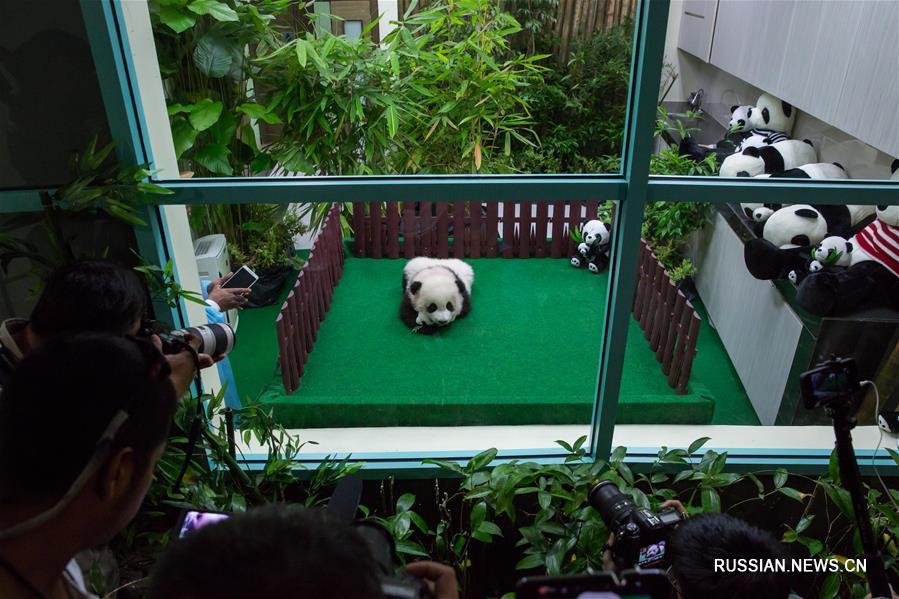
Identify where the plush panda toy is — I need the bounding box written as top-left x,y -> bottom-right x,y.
796,206 -> 899,315
728,104 -> 753,133
748,93 -> 796,134
400,257 -> 473,334
719,139 -> 817,178
737,164 -> 850,231
571,220 -> 612,274
733,93 -> 795,153
811,236 -> 854,269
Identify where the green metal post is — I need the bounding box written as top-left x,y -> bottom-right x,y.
591,0 -> 669,461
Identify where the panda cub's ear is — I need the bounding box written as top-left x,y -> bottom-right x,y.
781,101 -> 792,117
762,107 -> 770,124
846,242 -> 853,253
891,158 -> 899,174
742,147 -> 761,157
410,281 -> 422,294
730,105 -> 739,113
455,279 -> 466,294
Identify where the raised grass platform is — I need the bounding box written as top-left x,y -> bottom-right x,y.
227,254 -> 741,428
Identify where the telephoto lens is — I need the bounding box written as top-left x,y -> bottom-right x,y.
169,323 -> 235,356
589,480 -> 635,530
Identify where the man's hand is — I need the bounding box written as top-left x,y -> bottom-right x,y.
404,561 -> 459,599
151,334 -> 214,397
660,499 -> 687,515
207,273 -> 251,312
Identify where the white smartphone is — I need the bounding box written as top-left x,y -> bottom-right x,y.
221,265 -> 260,289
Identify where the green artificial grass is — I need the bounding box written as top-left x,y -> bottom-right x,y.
225,251 -> 757,428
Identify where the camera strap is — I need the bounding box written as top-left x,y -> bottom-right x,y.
170,340 -> 204,495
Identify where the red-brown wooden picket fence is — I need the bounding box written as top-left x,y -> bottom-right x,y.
632,239 -> 701,394
350,201 -> 601,259
276,202 -> 700,396
276,205 -> 344,394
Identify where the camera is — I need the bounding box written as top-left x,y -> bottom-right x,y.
589,480 -> 684,570
353,520 -> 434,599
799,356 -> 860,410
141,320 -> 235,357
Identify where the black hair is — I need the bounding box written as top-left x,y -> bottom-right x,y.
29,260 -> 148,338
669,513 -> 793,599
147,504 -> 383,599
0,334 -> 176,502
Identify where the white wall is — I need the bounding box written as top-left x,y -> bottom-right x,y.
662,0 -> 896,178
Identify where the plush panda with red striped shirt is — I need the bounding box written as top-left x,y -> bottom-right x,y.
796,200 -> 899,316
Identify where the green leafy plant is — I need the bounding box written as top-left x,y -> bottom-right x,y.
0,137 -> 172,279
149,0 -> 299,176
514,21 -> 633,173
134,255 -> 207,309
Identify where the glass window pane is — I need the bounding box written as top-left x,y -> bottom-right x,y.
220,200 -> 617,456
652,0 -> 898,180
344,20 -> 363,40
615,199 -> 894,450
146,0 -> 636,178
0,4 -> 112,189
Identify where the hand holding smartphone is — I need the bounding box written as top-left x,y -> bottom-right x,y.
221,265 -> 260,290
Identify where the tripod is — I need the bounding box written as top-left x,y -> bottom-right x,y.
826,399 -> 892,598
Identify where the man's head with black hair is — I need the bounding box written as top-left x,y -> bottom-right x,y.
0,334 -> 177,539
668,513 -> 792,599
29,260 -> 148,339
148,504 -> 383,599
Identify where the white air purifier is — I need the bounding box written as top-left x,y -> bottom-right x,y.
194,234 -> 238,331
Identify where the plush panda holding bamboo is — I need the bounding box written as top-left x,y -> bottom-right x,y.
570,220 -> 613,274
400,257 -> 473,334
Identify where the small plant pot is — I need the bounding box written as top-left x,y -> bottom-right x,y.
245,264 -> 292,308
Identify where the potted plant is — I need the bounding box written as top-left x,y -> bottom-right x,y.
189,203 -> 305,307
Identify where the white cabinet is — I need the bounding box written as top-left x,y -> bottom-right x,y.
681,0 -> 899,157
677,0 -> 719,61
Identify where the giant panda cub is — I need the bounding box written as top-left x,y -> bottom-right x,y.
400,257 -> 474,334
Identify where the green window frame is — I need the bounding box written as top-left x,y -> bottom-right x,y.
4,1 -> 898,473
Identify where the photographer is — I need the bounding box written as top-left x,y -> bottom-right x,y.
602,498 -> 793,599
147,503 -> 459,599
0,260 -> 214,396
0,334 -> 179,599
666,505 -> 794,599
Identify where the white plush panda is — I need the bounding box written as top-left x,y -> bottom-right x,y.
400,257 -> 473,333
720,139 -> 817,178
809,235 -> 854,272
578,220 -> 611,253
728,105 -> 753,133
748,92 -> 796,135
769,162 -> 848,180
762,205 -> 828,249
732,93 -> 795,153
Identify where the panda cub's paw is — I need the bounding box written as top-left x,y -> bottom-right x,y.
587,262 -> 600,274
809,260 -> 824,273
570,256 -> 583,268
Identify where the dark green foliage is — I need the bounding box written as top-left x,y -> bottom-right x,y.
514,21 -> 633,173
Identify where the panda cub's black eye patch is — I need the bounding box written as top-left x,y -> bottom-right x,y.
446,302 -> 454,312
427,303 -> 438,313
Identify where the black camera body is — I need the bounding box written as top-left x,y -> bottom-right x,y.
589,480 -> 684,570
799,356 -> 860,411
353,521 -> 434,599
